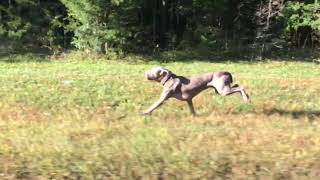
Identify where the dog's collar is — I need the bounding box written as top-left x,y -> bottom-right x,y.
160,73 -> 176,86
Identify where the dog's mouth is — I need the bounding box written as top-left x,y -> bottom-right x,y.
146,75 -> 159,81
145,72 -> 153,80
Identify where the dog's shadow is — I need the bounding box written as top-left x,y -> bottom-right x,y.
264,108 -> 320,121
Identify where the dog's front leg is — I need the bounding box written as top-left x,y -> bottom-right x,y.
187,99 -> 196,116
141,89 -> 170,115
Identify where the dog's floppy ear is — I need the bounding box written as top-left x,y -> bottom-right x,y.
158,68 -> 170,77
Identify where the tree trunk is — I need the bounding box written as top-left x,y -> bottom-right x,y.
153,0 -> 157,46
266,0 -> 272,29
159,0 -> 167,48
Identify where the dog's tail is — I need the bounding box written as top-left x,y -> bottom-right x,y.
229,72 -> 233,84
213,71 -> 233,84
223,72 -> 233,84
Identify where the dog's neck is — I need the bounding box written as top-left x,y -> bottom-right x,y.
160,73 -> 176,86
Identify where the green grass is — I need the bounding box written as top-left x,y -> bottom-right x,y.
0,56 -> 319,179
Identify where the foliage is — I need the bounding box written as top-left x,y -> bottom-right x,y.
0,0 -> 319,56
281,1 -> 320,48
61,0 -> 120,52
284,2 -> 320,31
0,0 -> 67,50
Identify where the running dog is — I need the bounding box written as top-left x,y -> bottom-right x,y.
142,67 -> 250,115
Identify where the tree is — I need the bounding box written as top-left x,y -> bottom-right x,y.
0,0 -> 67,52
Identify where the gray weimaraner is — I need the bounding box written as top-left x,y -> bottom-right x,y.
142,67 -> 250,115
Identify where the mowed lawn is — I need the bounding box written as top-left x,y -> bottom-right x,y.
0,58 -> 319,179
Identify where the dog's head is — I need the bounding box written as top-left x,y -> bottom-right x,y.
145,67 -> 171,82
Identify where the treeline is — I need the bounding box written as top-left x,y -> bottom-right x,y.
0,0 -> 319,58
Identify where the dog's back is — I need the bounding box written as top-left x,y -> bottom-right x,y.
177,72 -> 215,99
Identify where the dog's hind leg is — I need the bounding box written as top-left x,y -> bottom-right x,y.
222,84 -> 250,103
209,78 -> 250,103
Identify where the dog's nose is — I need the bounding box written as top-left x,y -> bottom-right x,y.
144,71 -> 149,79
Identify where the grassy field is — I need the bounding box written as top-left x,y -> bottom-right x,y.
0,55 -> 319,179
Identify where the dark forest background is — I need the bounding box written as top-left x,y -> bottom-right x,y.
0,0 -> 319,60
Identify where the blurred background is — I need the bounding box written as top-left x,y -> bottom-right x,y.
0,0 -> 319,60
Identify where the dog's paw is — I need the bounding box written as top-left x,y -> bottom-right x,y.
243,94 -> 251,103
244,97 -> 251,103
140,111 -> 152,116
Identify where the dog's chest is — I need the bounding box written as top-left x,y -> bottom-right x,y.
170,84 -> 198,101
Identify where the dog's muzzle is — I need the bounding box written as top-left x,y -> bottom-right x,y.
144,70 -> 153,80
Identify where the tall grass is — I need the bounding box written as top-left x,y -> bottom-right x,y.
0,56 -> 319,179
